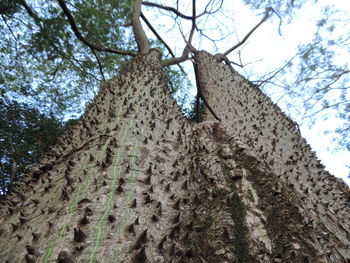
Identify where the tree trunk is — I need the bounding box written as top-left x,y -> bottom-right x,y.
0,50 -> 349,263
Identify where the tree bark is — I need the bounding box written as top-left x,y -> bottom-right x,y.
195,51 -> 350,262
132,0 -> 150,54
0,50 -> 349,263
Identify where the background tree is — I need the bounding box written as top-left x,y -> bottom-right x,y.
0,98 -> 64,196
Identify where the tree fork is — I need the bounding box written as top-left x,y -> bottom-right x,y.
0,49 -> 349,262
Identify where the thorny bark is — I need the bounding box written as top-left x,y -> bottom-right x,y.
1,2 -> 349,263
0,50 -> 349,263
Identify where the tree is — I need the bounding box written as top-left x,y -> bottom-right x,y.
1,0 -> 348,151
0,0 -> 349,262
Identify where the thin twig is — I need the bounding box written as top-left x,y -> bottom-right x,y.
1,15 -> 19,42
301,100 -> 349,121
90,47 -> 105,81
56,0 -> 135,56
223,7 -> 273,57
143,1 -> 192,19
255,55 -> 296,87
143,1 -> 223,20
179,25 -> 196,53
140,12 -> 175,57
159,0 -> 201,67
201,93 -> 221,121
161,22 -> 192,67
203,0 -> 224,16
140,13 -> 187,75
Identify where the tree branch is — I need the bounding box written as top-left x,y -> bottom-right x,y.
142,1 -> 193,20
140,12 -> 175,58
188,0 -> 197,47
17,0 -> 41,21
56,0 -> 136,56
131,0 -> 150,54
301,100 -> 350,121
161,0 -> 198,67
203,0 -> 224,16
161,51 -> 190,67
255,55 -> 296,87
223,7 -> 273,57
89,47 -> 105,81
140,12 -> 187,74
1,14 -> 19,42
142,1 -> 223,20
18,0 -> 102,81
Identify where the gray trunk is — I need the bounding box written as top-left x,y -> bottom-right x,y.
0,50 -> 349,263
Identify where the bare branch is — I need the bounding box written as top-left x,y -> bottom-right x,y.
162,0 -> 199,69
17,0 -> 41,21
56,0 -> 136,56
140,12 -> 175,58
179,25 -> 196,53
223,7 -> 273,57
177,0 -> 198,53
304,70 -> 350,102
89,47 -> 105,81
143,0 -> 223,20
203,0 -> 224,15
1,14 -> 19,42
131,0 -> 150,54
301,100 -> 350,121
161,49 -> 190,67
142,1 -> 193,20
188,0 -> 197,47
255,55 -> 296,87
201,94 -> 221,121
140,12 -> 187,75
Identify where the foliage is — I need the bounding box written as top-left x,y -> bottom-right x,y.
260,5 -> 349,151
183,99 -> 205,122
0,0 -> 137,119
0,0 -> 21,16
0,98 -> 65,196
242,0 -> 307,20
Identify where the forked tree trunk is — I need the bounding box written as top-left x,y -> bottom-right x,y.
0,50 -> 349,263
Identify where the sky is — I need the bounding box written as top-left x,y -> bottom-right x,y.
143,0 -> 350,185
